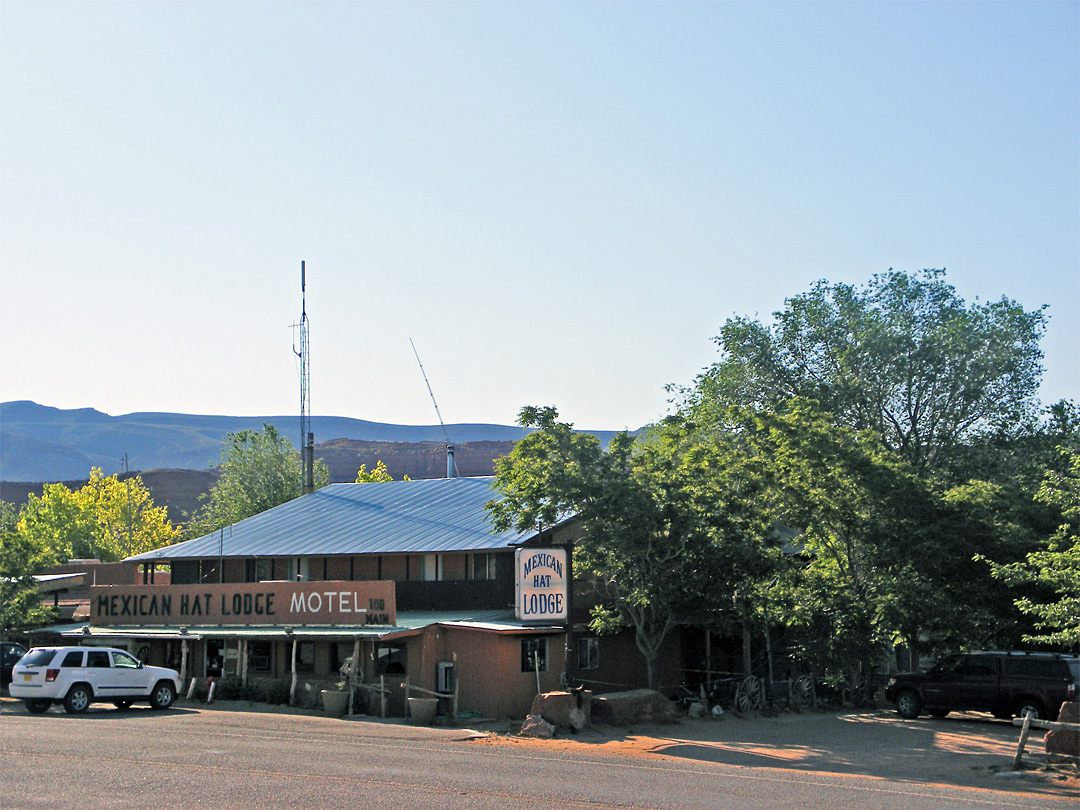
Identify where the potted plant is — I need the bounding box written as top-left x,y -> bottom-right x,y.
320,660 -> 354,716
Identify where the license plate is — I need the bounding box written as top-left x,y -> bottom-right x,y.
23,673 -> 32,681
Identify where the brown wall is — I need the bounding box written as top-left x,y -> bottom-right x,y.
419,626 -> 564,719
324,556 -> 351,580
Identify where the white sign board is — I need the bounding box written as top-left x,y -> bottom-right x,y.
515,548 -> 568,623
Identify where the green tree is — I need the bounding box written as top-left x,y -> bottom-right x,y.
489,407 -> 778,690
0,502 -> 57,636
17,482 -> 97,561
733,400 -> 938,695
190,424 -> 329,537
82,468 -> 180,559
681,269 -> 1047,472
981,447 -> 1080,646
355,460 -> 409,483
15,470 -> 177,562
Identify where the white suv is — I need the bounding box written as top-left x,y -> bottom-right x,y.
10,646 -> 180,714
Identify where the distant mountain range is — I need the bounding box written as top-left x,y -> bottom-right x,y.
0,400 -> 624,484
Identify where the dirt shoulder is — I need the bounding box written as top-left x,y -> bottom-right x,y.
467,709 -> 1078,800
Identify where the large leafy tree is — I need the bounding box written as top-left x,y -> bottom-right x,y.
732,400 -> 940,693
681,269 -> 1047,472
981,448 -> 1080,646
489,407 -> 778,690
189,424 -> 329,537
16,469 -> 178,562
0,502 -> 57,637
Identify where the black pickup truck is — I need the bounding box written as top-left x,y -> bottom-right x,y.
885,651 -> 1077,721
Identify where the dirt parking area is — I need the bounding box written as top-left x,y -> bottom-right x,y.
470,708 -> 1078,800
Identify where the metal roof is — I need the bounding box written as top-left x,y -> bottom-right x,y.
127,477 -> 536,563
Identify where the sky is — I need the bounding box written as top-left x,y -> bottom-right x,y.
2,1 -> 1077,433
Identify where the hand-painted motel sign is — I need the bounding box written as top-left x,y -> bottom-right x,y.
515,548 -> 568,623
90,581 -> 396,626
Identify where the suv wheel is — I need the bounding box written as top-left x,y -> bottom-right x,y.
895,689 -> 922,719
25,699 -> 51,714
1014,698 -> 1046,720
150,681 -> 175,710
63,684 -> 92,714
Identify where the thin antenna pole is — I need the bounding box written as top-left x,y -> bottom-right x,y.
410,338 -> 457,478
410,338 -> 450,445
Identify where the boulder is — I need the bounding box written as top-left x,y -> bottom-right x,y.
519,713 -> 556,739
529,690 -> 592,732
590,689 -> 678,726
1057,702 -> 1079,724
1045,701 -> 1080,758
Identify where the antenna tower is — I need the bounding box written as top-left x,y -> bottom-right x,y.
410,338 -> 456,477
293,261 -> 314,494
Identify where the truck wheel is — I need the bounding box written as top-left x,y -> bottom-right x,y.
1014,698 -> 1045,720
150,681 -> 175,710
895,689 -> 922,719
63,684 -> 92,714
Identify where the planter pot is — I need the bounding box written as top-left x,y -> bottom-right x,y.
321,689 -> 350,716
407,697 -> 438,725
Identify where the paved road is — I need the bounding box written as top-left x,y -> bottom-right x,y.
1,701 -> 1073,809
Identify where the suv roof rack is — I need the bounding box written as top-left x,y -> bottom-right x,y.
971,650 -> 1078,659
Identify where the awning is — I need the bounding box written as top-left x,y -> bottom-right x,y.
29,609 -> 565,643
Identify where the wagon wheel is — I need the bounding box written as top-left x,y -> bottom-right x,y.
791,674 -> 815,711
735,676 -> 764,712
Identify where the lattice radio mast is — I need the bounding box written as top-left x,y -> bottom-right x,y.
293,261 -> 314,494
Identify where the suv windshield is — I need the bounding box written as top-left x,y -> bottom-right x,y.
22,649 -> 57,667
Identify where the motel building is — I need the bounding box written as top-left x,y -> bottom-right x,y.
31,477 -> 679,719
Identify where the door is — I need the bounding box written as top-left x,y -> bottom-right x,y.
931,655 -> 998,711
107,649 -> 151,696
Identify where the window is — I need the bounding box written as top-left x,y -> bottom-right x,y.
1004,658 -> 1068,678
959,656 -> 996,677
331,643 -> 357,676
206,639 -> 225,677
288,558 -> 310,582
60,651 -> 84,668
297,642 -> 315,672
422,553 -> 443,581
24,650 -> 57,667
112,651 -> 140,669
521,638 -> 548,673
171,560 -> 200,585
473,553 -> 496,581
87,650 -> 111,668
577,637 -> 599,671
248,642 -> 272,673
376,643 -> 407,675
245,559 -> 270,583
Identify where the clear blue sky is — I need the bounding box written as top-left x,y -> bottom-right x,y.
2,1 -> 1076,432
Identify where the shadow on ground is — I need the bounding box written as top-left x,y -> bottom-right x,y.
636,710 -> 1076,798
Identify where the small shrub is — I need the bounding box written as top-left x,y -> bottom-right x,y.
215,676 -> 244,701
266,679 -> 292,705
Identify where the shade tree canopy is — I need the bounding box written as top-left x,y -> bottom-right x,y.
490,407 -> 780,690
188,424 -> 329,538
680,269 -> 1047,472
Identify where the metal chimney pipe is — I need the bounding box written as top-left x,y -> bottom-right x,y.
446,444 -> 457,478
